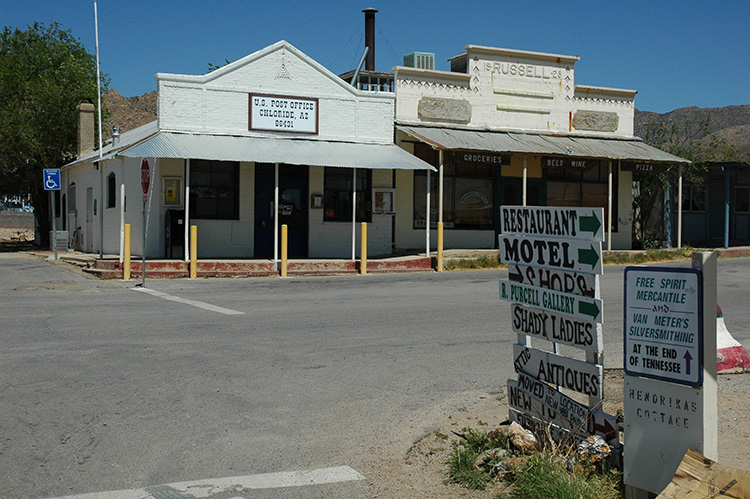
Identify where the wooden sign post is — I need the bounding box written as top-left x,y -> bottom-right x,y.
500,205 -> 616,445
623,253 -> 717,497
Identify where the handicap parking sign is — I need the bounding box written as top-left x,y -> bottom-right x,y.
43,169 -> 61,190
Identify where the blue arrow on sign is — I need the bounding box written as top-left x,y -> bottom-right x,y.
683,350 -> 693,375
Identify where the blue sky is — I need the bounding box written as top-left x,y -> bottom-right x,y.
4,1 -> 748,113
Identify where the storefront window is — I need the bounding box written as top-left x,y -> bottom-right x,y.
414,174 -> 454,228
323,168 -> 371,222
544,159 -> 617,231
189,160 -> 239,219
413,147 -> 499,230
454,178 -> 493,228
547,182 -> 580,206
681,184 -> 707,212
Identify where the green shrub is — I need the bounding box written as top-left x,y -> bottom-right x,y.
446,427 -> 508,490
444,255 -> 505,271
501,450 -> 621,499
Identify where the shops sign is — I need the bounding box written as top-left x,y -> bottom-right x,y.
509,264 -> 596,298
249,94 -> 318,134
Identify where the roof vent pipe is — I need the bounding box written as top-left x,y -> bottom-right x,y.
351,46 -> 369,88
111,125 -> 121,147
363,7 -> 377,71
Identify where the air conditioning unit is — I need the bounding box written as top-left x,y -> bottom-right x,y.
50,231 -> 69,252
404,52 -> 435,70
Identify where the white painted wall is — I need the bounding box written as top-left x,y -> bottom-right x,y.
395,45 -> 636,138
392,45 -> 639,251
157,41 -> 394,144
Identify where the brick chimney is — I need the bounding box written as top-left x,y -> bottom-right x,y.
76,100 -> 95,158
363,8 -> 377,71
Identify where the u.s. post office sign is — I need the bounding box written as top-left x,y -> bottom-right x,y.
249,94 -> 318,134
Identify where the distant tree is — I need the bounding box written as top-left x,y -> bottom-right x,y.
207,58 -> 232,72
633,116 -> 737,247
0,22 -> 105,246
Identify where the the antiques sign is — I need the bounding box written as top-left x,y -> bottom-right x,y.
249,94 -> 318,134
512,344 -> 603,398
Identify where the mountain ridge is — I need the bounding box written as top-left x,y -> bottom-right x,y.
102,90 -> 750,162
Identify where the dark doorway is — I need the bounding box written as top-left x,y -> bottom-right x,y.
494,178 -> 543,246
254,164 -> 309,258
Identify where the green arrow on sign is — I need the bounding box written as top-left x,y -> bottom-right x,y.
579,213 -> 601,236
577,244 -> 600,269
578,300 -> 600,320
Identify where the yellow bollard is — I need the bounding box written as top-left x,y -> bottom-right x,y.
190,225 -> 197,279
123,224 -> 131,280
360,222 -> 367,275
280,224 -> 288,277
437,222 -> 444,272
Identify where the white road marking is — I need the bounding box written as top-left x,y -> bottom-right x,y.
48,465 -> 365,498
132,287 -> 245,315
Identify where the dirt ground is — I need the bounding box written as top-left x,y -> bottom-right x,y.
360,369 -> 750,497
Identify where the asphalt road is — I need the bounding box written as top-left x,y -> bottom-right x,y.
1,252 -> 749,498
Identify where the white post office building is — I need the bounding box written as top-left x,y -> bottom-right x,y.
62,41 -> 434,260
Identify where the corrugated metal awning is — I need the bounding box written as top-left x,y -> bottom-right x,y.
397,125 -> 690,164
119,132 -> 436,171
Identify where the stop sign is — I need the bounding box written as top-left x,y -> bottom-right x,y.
140,158 -> 150,202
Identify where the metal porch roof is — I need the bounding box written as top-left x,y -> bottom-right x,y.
397,125 -> 690,164
120,132 -> 436,171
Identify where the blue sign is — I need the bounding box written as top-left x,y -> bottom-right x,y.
43,169 -> 61,191
624,266 -> 704,387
